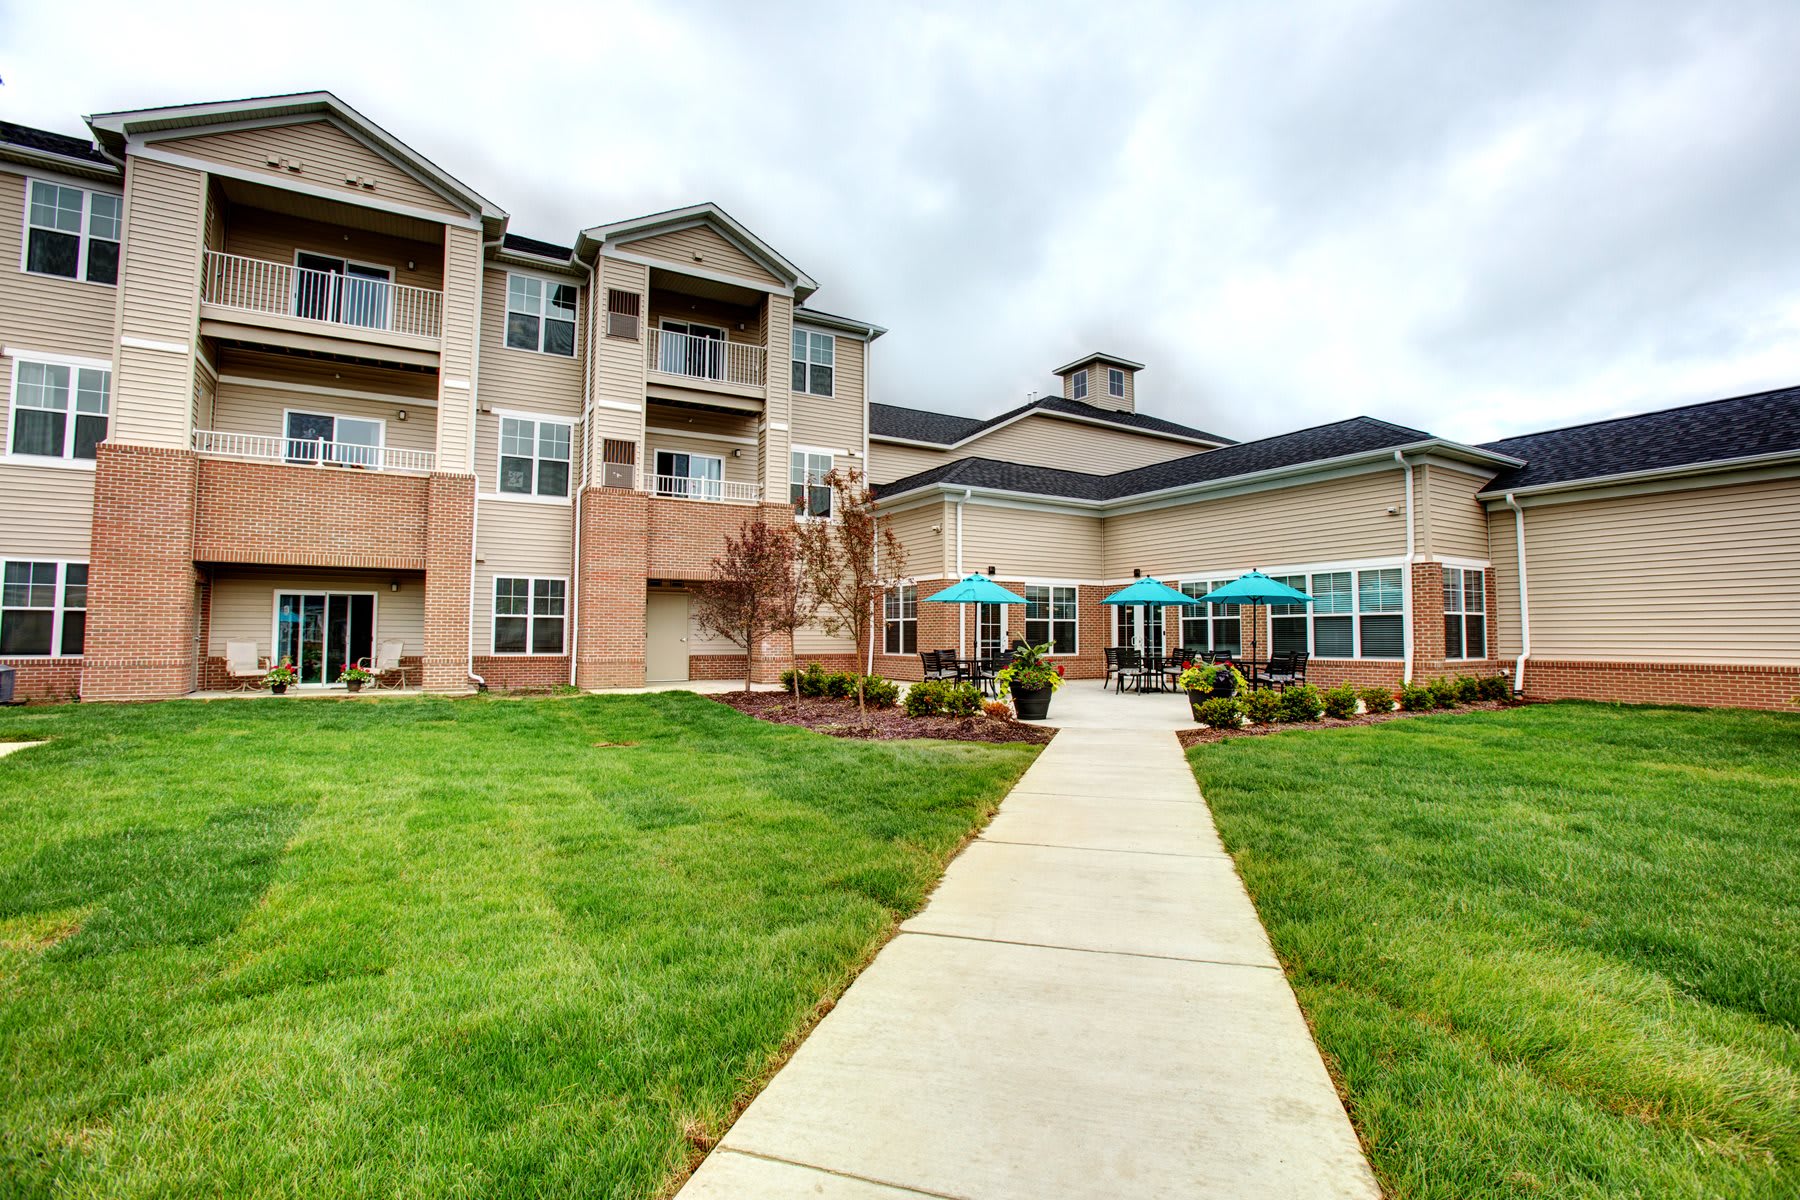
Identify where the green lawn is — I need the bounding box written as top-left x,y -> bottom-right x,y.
0,692 -> 1037,1199
1189,702 -> 1800,1199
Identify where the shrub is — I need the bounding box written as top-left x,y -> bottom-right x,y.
1427,676 -> 1461,709
942,682 -> 983,717
781,661 -> 832,697
1359,685 -> 1397,714
823,670 -> 858,699
1476,674 -> 1511,702
1454,674 -> 1482,704
1321,683 -> 1359,720
982,700 -> 1014,722
903,679 -> 948,717
1194,696 -> 1244,729
1277,683 -> 1325,723
860,675 -> 900,708
1398,683 -> 1434,711
1243,688 -> 1281,724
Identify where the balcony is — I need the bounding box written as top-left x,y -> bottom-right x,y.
646,473 -> 764,504
200,250 -> 444,346
645,327 -> 767,392
193,428 -> 435,474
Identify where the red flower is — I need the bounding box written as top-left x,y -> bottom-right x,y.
1054,664 -> 1065,677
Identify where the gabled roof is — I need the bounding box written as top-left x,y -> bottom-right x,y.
1478,384 -> 1800,495
85,91 -> 506,222
576,202 -> 819,299
500,232 -> 575,263
870,396 -> 1232,449
0,121 -> 114,172
879,416 -> 1517,507
793,306 -> 888,340
1054,351 -> 1146,374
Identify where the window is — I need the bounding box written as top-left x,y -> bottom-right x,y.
1268,567 -> 1405,659
1071,369 -> 1088,400
505,274 -> 577,356
498,415 -> 572,497
493,576 -> 566,654
791,329 -> 835,396
977,602 -> 1004,658
1116,604 -> 1164,655
1,560 -> 84,656
884,584 -> 917,654
9,359 -> 109,461
605,288 -> 640,339
284,410 -> 382,468
1444,567 -> 1487,660
1179,580 -> 1240,655
790,449 -> 832,518
24,180 -> 120,285
1108,368 -> 1125,398
1024,584 -> 1077,654
654,449 -> 723,500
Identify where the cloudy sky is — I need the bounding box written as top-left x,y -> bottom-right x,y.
6,0 -> 1799,443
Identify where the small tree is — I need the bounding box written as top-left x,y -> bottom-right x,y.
794,466 -> 907,717
689,515 -> 810,694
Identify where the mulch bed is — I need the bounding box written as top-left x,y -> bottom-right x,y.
711,691 -> 1054,745
1176,699 -> 1524,748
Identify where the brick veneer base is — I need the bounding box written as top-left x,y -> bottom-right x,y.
473,655 -> 570,690
198,655 -> 426,692
2,658 -> 82,702
1522,660 -> 1800,712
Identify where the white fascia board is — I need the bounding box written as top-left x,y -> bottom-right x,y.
0,148 -> 120,183
793,309 -> 887,340
580,203 -> 817,294
600,248 -> 793,298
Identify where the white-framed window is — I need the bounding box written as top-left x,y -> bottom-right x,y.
977,602 -> 1005,658
1115,604 -> 1165,655
1444,567 -> 1487,660
653,449 -> 723,500
283,409 -> 383,468
1107,368 -> 1125,398
884,583 -> 917,654
1179,580 -> 1241,655
23,179 -> 121,285
9,357 -> 110,462
1270,567 -> 1405,659
504,273 -> 577,356
498,414 -> 572,497
1071,369 -> 1088,400
790,448 -> 833,518
492,576 -> 566,654
1,559 -> 86,657
791,329 -> 835,396
1024,584 -> 1077,654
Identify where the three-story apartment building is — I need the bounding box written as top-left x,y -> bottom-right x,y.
0,92 -> 881,699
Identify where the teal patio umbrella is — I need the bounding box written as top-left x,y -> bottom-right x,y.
1199,570 -> 1314,671
923,574 -> 1028,658
1102,576 -> 1203,656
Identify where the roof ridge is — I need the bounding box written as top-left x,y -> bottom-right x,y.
1482,383 -> 1800,448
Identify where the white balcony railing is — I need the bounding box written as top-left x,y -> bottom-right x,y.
192,429 -> 436,474
647,474 -> 764,504
646,328 -> 766,387
201,250 -> 444,340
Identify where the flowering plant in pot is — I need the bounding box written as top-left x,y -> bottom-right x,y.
995,642 -> 1064,720
263,658 -> 298,694
339,662 -> 372,693
1177,661 -> 1249,721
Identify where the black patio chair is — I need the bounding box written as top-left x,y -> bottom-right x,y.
1258,651 -> 1297,690
919,650 -> 957,681
1288,652 -> 1309,686
1114,648 -> 1142,694
1104,647 -> 1123,689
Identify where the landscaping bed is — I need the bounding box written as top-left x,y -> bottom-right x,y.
713,691 -> 1053,745
1177,697 -> 1520,747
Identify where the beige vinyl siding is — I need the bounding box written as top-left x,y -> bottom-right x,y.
156,121 -> 466,218
0,172 -> 119,360
192,351 -> 216,429
791,332 -> 864,455
477,265 -> 583,491
474,498 -> 572,655
869,442 -> 948,485
883,501 -> 949,580
434,224 -> 481,471
212,384 -> 436,455
646,292 -> 762,348
1506,477 -> 1800,664
1487,504 -> 1522,660
1421,465 -> 1494,560
1104,469 -> 1406,577
961,505 -> 1103,579
206,567 -> 425,659
589,255 -> 649,463
962,415 -> 1204,475
761,294 -> 794,498
220,208 -> 445,292
0,463 -> 93,556
113,157 -> 206,448
624,226 -> 781,287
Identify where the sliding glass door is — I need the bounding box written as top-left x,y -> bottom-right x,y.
275,592 -> 374,684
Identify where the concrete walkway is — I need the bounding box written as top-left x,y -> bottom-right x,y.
679,702 -> 1380,1198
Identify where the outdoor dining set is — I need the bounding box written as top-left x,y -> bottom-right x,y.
1104,647 -> 1311,694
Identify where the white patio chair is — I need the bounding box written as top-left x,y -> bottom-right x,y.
224,641 -> 267,692
359,640 -> 415,690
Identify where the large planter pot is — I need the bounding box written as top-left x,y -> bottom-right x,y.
345,680 -> 363,694
270,683 -> 288,695
1186,689 -> 1210,722
1012,685 -> 1053,721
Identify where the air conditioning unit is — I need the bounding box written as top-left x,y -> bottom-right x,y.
603,462 -> 635,490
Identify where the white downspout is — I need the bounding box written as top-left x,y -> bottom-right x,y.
1505,492 -> 1531,694
956,489 -> 969,659
568,255 -> 598,688
465,236 -> 502,691
1395,450 -> 1415,685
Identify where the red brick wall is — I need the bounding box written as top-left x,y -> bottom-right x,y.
81,443 -> 201,700
473,654 -> 569,691
193,459 -> 430,570
422,473 -> 475,691
1522,661 -> 1800,711
574,487 -> 650,688
645,499 -> 792,578
2,658 -> 82,702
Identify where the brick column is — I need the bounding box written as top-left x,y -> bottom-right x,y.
423,473 -> 476,692
575,486 -> 650,688
81,443 -> 201,700
1409,560 -> 1446,681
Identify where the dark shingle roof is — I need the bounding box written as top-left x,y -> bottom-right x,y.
870,396 -> 1231,448
1479,384 -> 1800,493
0,121 -> 111,166
501,232 -> 573,261
880,416 -> 1440,503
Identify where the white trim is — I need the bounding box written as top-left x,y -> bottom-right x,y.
1107,367 -> 1126,399
766,421 -> 789,431
583,203 -> 816,293
1021,581 -> 1080,656
120,335 -> 189,355
647,425 -> 757,447
0,557 -> 88,659
1433,554 -> 1493,570
1070,369 -> 1088,401
216,373 -> 438,409
591,398 -> 640,413
1505,493 -> 1531,691
493,410 -> 574,500
502,271 -> 580,358
489,574 -> 569,656
2,347 -> 112,370
599,248 -> 793,298
0,454 -> 95,471
1441,565 -> 1489,662
477,490 -> 572,507
7,354 -> 111,464
790,328 -> 836,399
18,175 -> 121,287
444,379 -> 471,390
